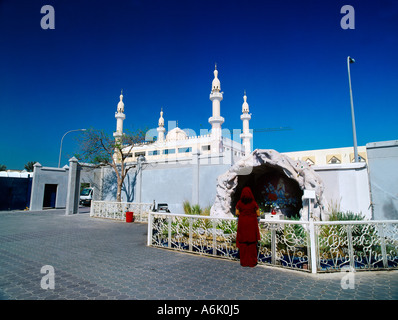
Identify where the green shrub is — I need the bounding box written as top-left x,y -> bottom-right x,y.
328,211 -> 364,221
182,200 -> 210,216
183,200 -> 192,215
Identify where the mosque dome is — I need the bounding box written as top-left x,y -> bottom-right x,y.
166,127 -> 188,141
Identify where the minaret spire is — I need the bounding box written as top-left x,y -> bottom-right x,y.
209,64 -> 224,153
158,107 -> 164,127
242,90 -> 249,113
240,91 -> 252,155
114,90 -> 126,142
157,107 -> 166,142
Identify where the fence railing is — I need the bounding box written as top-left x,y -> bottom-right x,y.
314,220 -> 398,272
90,201 -> 153,222
147,212 -> 398,273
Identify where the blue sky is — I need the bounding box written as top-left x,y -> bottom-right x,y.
0,0 -> 397,169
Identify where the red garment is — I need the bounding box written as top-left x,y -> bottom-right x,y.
238,242 -> 258,267
236,187 -> 260,267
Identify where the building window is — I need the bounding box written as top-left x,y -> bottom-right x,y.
202,145 -> 211,151
163,149 -> 176,155
305,158 -> 315,166
148,150 -> 159,156
328,156 -> 341,164
351,155 -> 366,163
178,147 -> 192,153
134,151 -> 146,157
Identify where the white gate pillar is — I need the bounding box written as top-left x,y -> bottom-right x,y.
65,157 -> 81,215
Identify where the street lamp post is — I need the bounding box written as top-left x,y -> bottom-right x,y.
347,56 -> 359,163
58,129 -> 86,168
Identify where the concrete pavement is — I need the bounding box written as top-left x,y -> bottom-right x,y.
0,207 -> 397,301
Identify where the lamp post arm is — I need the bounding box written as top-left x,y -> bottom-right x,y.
58,129 -> 86,167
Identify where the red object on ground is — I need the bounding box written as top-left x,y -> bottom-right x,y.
126,211 -> 134,223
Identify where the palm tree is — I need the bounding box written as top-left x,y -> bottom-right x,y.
24,161 -> 36,172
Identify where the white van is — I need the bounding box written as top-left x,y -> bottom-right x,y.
80,187 -> 93,206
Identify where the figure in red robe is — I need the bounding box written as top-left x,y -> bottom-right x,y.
235,187 -> 261,267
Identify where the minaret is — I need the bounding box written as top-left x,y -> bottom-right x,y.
208,64 -> 224,152
157,108 -> 166,142
240,91 -> 252,155
113,90 -> 125,143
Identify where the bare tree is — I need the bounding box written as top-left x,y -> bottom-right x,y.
77,128 -> 147,202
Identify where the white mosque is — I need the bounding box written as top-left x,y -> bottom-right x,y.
26,65 -> 393,221
102,64 -> 374,218
114,65 -> 252,165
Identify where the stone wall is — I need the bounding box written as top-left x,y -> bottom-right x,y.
96,141 -> 396,221
100,155 -> 230,213
366,140 -> 398,220
29,163 -> 69,210
29,159 -> 101,212
314,162 -> 371,219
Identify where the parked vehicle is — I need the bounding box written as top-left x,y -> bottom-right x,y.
80,187 -> 93,206
155,203 -> 170,213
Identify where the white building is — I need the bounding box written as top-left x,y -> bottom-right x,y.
98,65 -> 378,219
117,65 -> 253,165
282,146 -> 368,166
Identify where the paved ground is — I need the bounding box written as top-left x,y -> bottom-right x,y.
0,207 -> 397,302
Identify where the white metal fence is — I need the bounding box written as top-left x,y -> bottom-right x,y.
90,201 -> 153,222
147,212 -> 398,273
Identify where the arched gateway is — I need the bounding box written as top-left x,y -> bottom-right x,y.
210,149 -> 327,220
